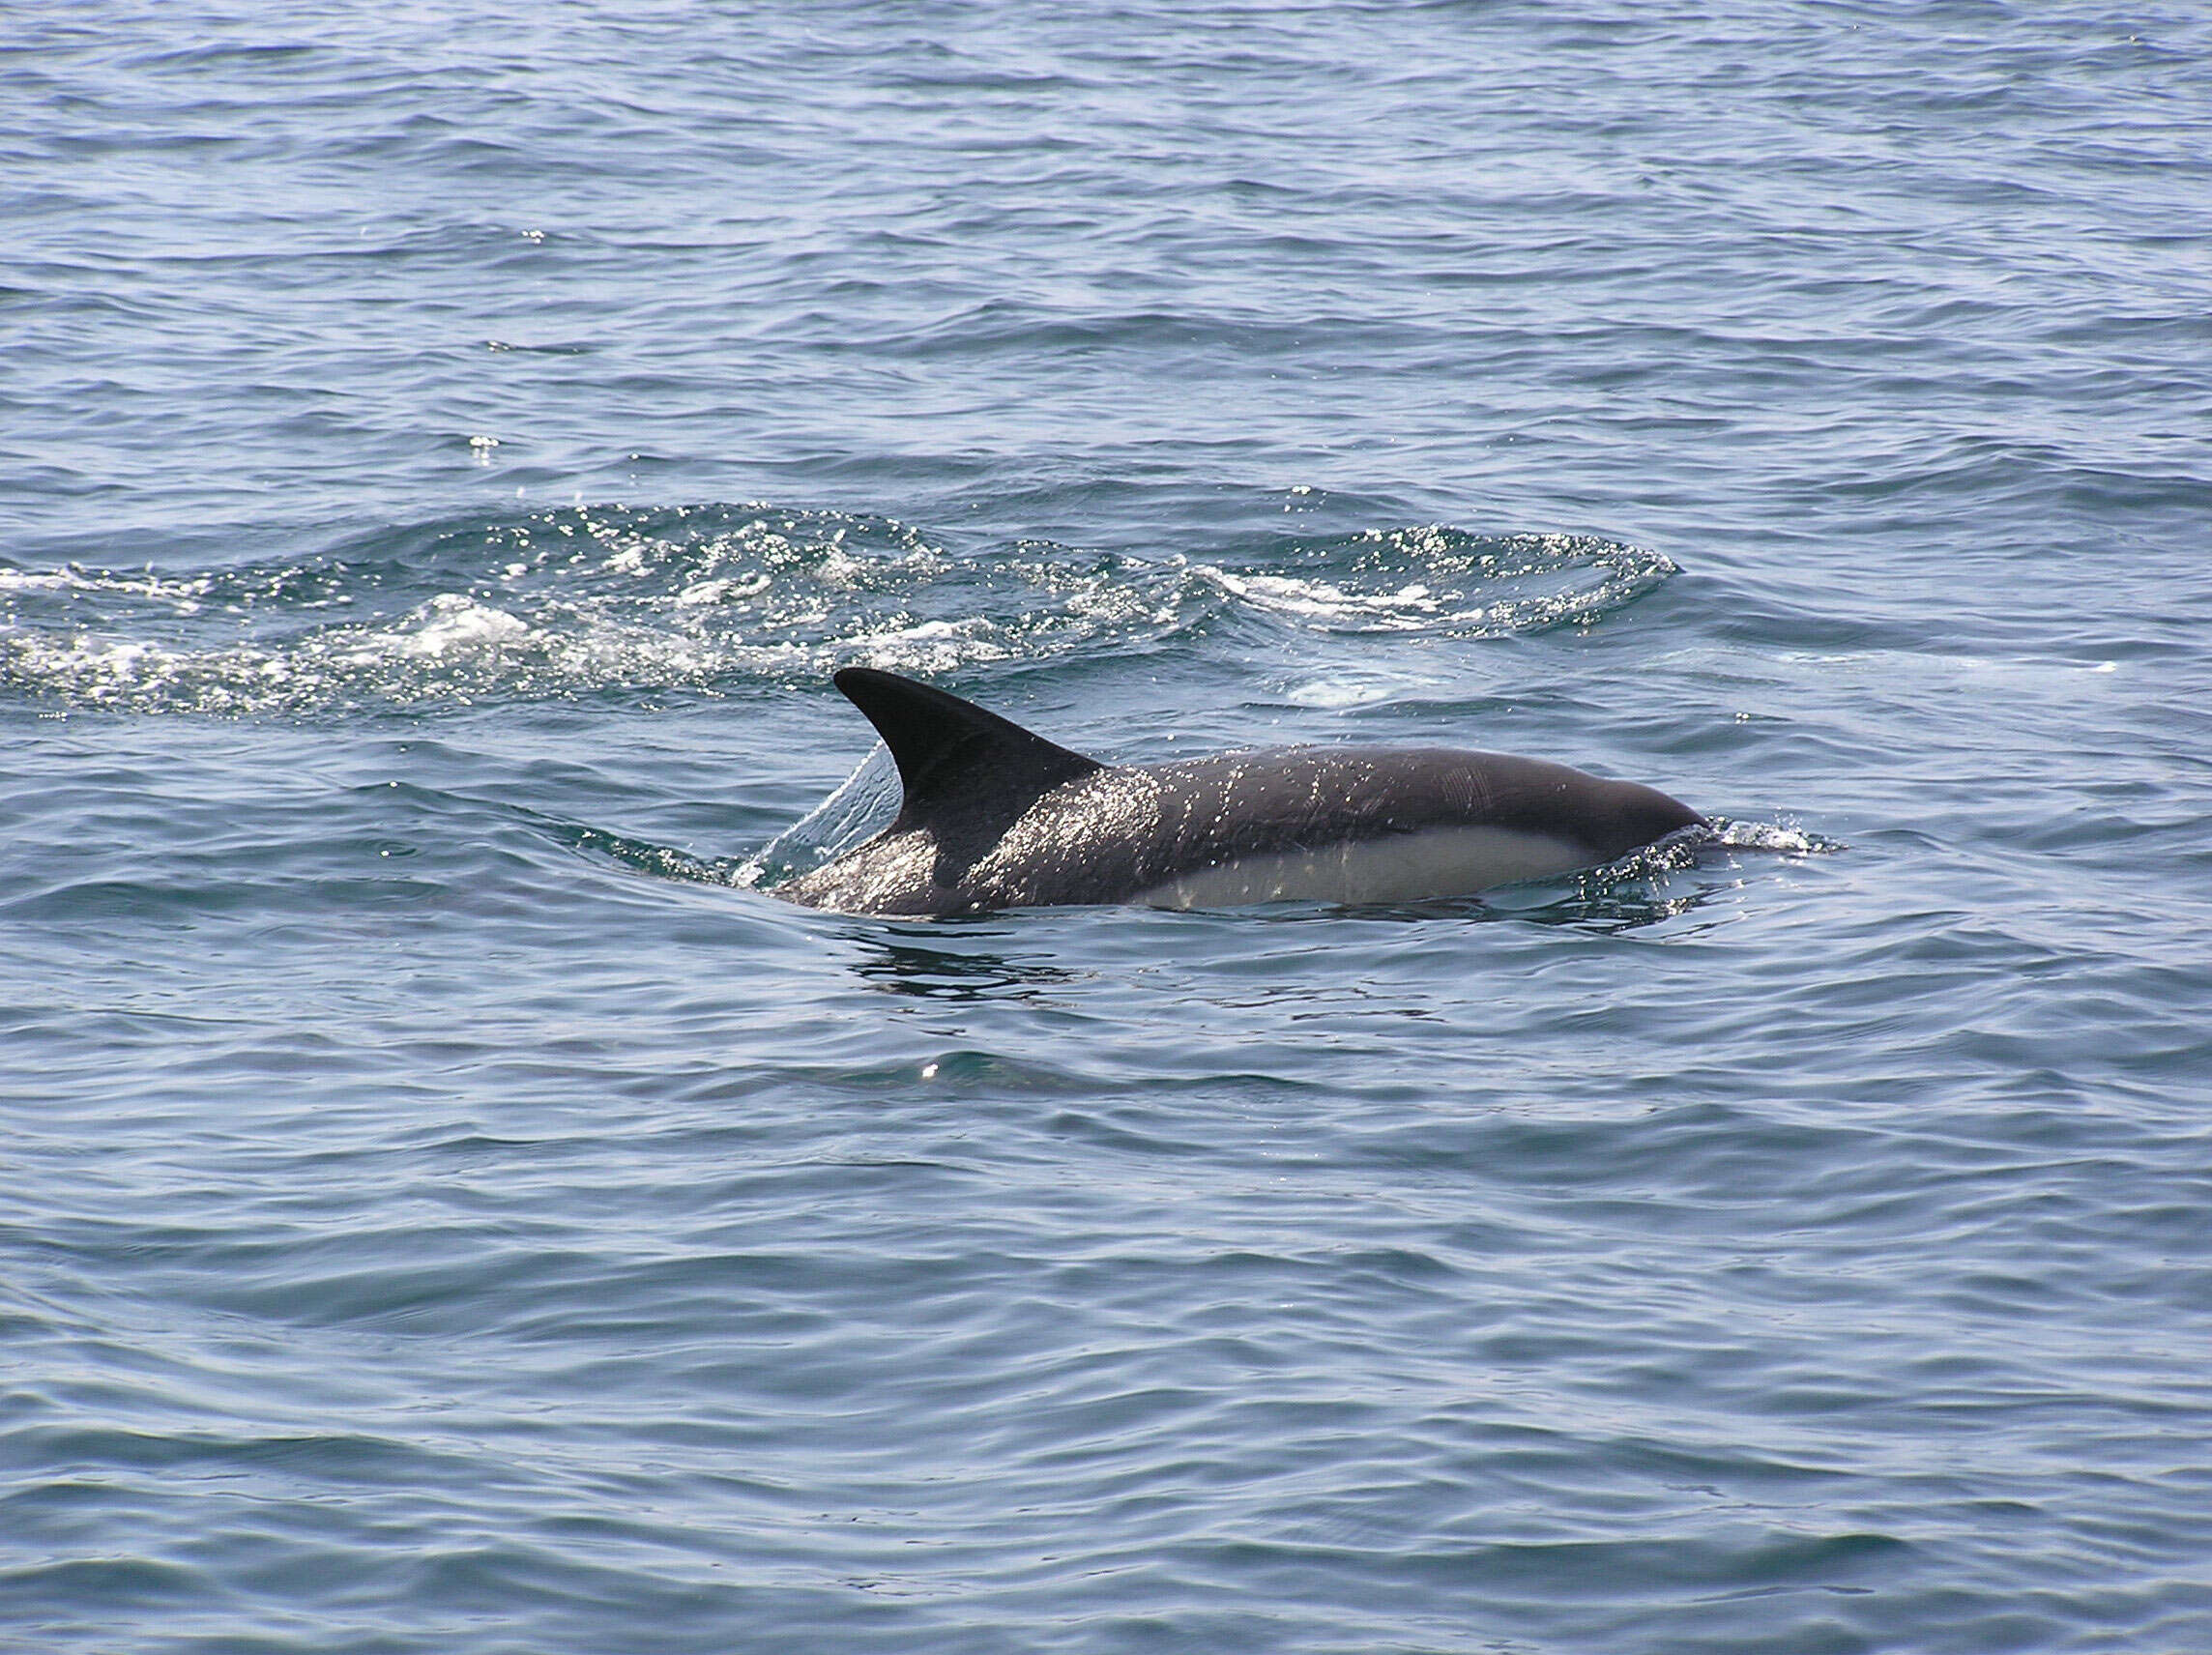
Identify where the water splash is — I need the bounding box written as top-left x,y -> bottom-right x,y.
742,742 -> 902,889
0,506 -> 1675,715
1707,818 -> 1846,856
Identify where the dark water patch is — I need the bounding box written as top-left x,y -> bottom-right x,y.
0,1554 -> 225,1616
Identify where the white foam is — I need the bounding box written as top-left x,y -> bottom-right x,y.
1714,819 -> 1835,855
1199,566 -> 1441,628
0,565 -> 209,611
389,595 -> 531,658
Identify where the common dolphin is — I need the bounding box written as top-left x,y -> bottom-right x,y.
772,669 -> 1705,916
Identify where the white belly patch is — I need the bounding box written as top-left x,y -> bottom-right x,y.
1133,826 -> 1594,909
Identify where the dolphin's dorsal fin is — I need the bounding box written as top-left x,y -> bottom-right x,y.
832,669 -> 1103,840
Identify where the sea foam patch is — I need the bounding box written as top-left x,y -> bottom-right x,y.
1,508 -> 1674,715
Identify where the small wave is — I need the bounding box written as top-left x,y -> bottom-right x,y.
0,565 -> 215,611
0,507 -> 1674,715
1192,528 -> 1676,638
559,824 -> 755,888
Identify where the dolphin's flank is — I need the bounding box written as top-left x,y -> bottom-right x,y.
771,669 -> 1705,916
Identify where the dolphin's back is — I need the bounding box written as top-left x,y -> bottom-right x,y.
773,673 -> 1703,915
952,747 -> 1700,911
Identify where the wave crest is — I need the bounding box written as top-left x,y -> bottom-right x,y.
1,506 -> 1674,715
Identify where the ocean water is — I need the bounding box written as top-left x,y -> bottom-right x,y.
5,3 -> 2211,1651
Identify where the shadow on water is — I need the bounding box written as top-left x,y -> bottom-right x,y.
1236,874 -> 1720,935
842,924 -> 1091,1002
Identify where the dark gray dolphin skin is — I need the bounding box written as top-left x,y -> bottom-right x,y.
772,669 -> 1705,916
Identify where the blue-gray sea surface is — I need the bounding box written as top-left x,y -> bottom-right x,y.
5,4 -> 2210,1652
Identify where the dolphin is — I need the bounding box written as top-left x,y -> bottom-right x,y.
771,669 -> 1705,916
